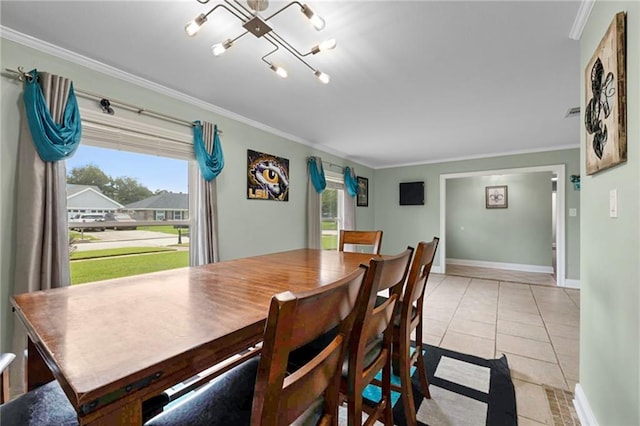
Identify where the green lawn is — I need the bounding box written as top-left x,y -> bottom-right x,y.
69,231 -> 98,241
322,234 -> 337,250
70,246 -> 175,260
71,251 -> 189,284
322,220 -> 338,230
137,225 -> 187,235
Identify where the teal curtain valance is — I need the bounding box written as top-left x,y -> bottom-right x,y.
193,121 -> 224,181
23,69 -> 82,162
344,166 -> 358,197
308,157 -> 326,193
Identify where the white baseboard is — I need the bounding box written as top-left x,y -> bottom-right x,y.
563,279 -> 581,289
446,258 -> 554,274
431,265 -> 444,274
574,384 -> 599,426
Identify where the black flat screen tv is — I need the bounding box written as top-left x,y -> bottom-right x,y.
399,181 -> 424,205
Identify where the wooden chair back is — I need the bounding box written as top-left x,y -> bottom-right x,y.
338,230 -> 383,254
345,247 -> 413,425
392,237 -> 439,425
251,266 -> 367,426
403,238 -> 439,317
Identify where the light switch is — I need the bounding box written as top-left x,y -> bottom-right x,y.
609,189 -> 618,218
569,208 -> 577,217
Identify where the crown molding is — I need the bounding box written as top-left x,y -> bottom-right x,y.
0,25 -> 361,166
377,144 -> 580,170
569,0 -> 595,40
0,25 -> 580,172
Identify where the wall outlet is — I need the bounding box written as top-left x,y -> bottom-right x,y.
569,208 -> 577,217
609,189 -> 618,218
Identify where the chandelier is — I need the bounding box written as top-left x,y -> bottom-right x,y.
185,0 -> 336,83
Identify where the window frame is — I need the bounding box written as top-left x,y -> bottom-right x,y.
75,108 -> 196,230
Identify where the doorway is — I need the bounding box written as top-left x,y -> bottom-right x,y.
438,164 -> 566,286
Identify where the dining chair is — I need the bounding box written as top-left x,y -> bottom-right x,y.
388,238 -> 439,426
338,230 -> 383,254
146,266 -> 367,426
0,353 -> 14,404
0,351 -> 79,425
343,247 -> 413,426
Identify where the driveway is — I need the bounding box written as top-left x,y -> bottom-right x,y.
73,230 -> 188,252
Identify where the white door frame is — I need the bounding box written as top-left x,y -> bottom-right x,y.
438,164 -> 566,286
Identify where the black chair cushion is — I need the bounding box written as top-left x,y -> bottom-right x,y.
0,380 -> 78,426
340,336 -> 382,377
145,357 -> 260,426
288,326 -> 339,372
375,295 -> 417,327
288,326 -> 383,378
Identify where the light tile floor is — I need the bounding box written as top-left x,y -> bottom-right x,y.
423,271 -> 580,425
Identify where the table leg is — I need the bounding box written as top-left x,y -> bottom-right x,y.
26,339 -> 54,391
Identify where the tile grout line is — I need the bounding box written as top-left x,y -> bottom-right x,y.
439,275 -> 473,349
530,287 -> 570,391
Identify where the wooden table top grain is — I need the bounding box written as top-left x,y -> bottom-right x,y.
11,249 -> 377,424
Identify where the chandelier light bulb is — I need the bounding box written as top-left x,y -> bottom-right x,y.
270,63 -> 288,78
314,70 -> 330,84
212,39 -> 233,56
185,14 -> 207,37
301,4 -> 325,31
319,38 -> 337,51
310,14 -> 325,31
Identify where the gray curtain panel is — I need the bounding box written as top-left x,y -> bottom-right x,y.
11,72 -> 72,394
190,121 -> 220,266
306,157 -> 322,249
343,189 -> 356,231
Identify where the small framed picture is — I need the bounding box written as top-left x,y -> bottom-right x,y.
485,185 -> 508,209
357,176 -> 368,207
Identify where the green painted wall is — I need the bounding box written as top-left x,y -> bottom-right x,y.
0,38 -> 374,353
579,2 -> 639,424
372,149 -> 580,276
446,173 -> 553,267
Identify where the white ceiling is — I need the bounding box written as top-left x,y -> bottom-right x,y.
1,1 -> 582,169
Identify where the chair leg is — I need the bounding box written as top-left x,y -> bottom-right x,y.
399,342 -> 417,426
382,360 -> 394,426
347,388 -> 363,426
416,349 -> 431,399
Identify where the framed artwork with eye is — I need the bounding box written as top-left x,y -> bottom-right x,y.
247,149 -> 290,201
485,185 -> 508,209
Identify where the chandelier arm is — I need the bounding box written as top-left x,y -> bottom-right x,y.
204,3 -> 248,22
264,1 -> 303,22
231,30 -> 250,43
260,39 -> 280,65
223,0 -> 253,21
231,0 -> 255,17
269,31 -> 306,57
264,33 -> 315,72
196,0 -> 210,3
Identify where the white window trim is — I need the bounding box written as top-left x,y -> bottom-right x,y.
80,109 -> 194,160
77,107 -> 195,229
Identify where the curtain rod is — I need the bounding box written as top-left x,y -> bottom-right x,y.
322,161 -> 346,172
3,67 -> 223,134
308,157 -> 349,173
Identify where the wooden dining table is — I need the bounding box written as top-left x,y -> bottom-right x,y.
10,248 -> 378,425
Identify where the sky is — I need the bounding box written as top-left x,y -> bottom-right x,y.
66,145 -> 189,193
